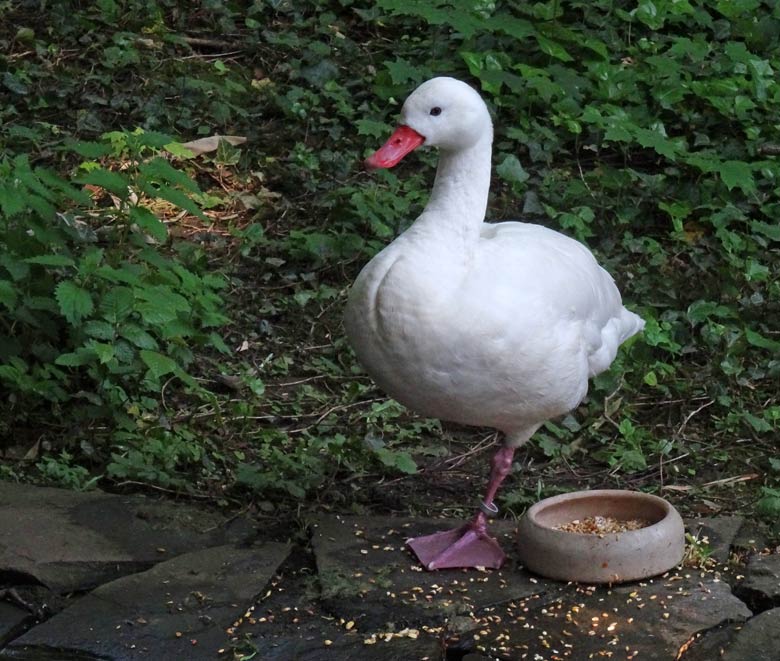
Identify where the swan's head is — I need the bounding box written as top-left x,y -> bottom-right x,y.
366,77 -> 492,169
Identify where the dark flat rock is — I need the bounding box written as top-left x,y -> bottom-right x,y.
735,552 -> 780,611
458,570 -> 751,660
312,515 -> 547,630
685,610 -> 780,661
0,646 -> 106,660
5,542 -> 289,660
245,629 -> 442,660
721,607 -> 780,661
226,544 -> 444,660
0,481 -> 254,592
732,520 -> 767,552
674,622 -> 743,661
686,516 -> 744,562
0,603 -> 29,647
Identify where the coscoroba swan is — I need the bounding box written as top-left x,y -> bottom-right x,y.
344,77 -> 644,571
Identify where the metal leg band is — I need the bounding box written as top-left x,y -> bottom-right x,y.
479,501 -> 499,517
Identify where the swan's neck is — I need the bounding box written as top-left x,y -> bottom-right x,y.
415,131 -> 493,246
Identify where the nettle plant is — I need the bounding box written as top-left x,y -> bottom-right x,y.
0,130 -> 229,477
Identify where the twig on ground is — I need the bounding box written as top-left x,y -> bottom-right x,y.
601,382 -> 626,432
286,397 -> 385,433
676,399 -> 714,438
701,473 -> 759,488
378,432 -> 499,487
113,480 -> 215,498
181,36 -> 243,50
438,432 -> 498,471
758,143 -> 780,156
181,50 -> 244,61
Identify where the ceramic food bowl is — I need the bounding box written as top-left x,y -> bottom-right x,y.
516,489 -> 685,584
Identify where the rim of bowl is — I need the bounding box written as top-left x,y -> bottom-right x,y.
523,489 -> 675,537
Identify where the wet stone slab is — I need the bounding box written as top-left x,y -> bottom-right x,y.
4,543 -> 290,661
453,569 -> 751,660
720,607 -> 780,661
0,481 -> 254,593
312,515 -> 548,631
244,628 -> 443,660
226,544 -> 444,661
0,603 -> 28,648
683,607 -> 780,661
735,551 -> 780,612
731,520 -> 767,552
675,621 -> 743,661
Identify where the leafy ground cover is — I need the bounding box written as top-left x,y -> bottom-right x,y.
1,0 -> 779,531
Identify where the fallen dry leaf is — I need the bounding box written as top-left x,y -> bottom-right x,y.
179,135 -> 247,156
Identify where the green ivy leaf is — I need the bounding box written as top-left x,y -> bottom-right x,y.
3,72 -> 28,95
687,300 -> 733,323
634,128 -> 681,159
719,160 -> 755,192
757,489 -> 780,519
496,154 -> 530,184
716,0 -> 761,19
491,14 -> 534,40
0,280 -> 17,310
743,411 -> 771,433
375,447 -> 417,474
745,328 -> 780,353
392,452 -> 418,474
535,35 -> 573,62
385,57 -> 423,85
751,221 -> 780,241
356,119 -> 391,138
634,0 -> 664,29
55,281 -> 94,325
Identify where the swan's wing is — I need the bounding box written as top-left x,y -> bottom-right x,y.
474,222 -> 644,376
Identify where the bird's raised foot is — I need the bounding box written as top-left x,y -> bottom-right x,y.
406,523 -> 506,570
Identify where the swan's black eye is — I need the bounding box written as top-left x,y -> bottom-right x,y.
430,107 -> 442,116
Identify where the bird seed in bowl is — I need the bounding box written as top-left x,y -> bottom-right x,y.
554,516 -> 650,535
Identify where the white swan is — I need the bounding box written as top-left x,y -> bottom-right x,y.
344,77 -> 644,570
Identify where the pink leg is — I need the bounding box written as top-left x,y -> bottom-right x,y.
407,445 -> 516,570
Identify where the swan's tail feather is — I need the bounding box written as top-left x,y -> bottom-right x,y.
618,307 -> 645,343
587,308 -> 644,377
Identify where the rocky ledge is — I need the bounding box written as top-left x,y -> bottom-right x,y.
0,482 -> 777,660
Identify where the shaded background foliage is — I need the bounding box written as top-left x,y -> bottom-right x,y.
0,0 -> 778,521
